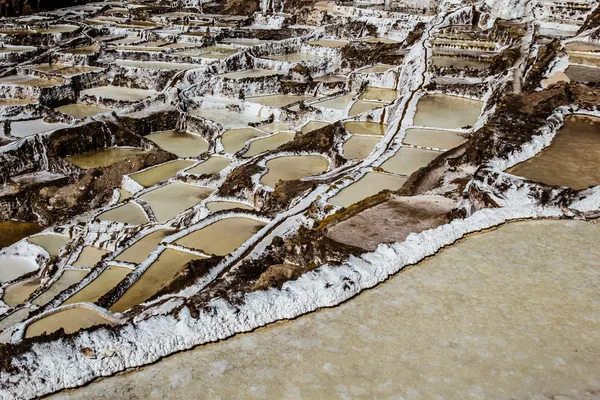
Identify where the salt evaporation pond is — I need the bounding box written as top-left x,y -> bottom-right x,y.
431,55 -> 490,69
257,122 -> 292,133
145,130 -> 209,157
109,249 -> 205,312
34,24 -> 78,34
329,172 -> 407,208
139,182 -> 214,223
192,109 -> 264,129
217,69 -> 281,80
242,132 -> 295,158
81,86 -> 157,102
246,94 -> 313,107
0,257 -> 38,283
72,246 -> 109,267
25,306 -> 112,338
130,160 -> 195,187
0,98 -> 37,106
260,155 -> 329,188
63,266 -> 131,305
32,270 -> 88,306
568,53 -> 600,68
381,147 -> 441,175
187,156 -> 231,176
359,87 -> 397,102
9,119 -> 70,138
264,53 -> 322,62
55,103 -> 112,118
175,217 -> 267,256
507,114 -> 600,190
343,136 -> 381,159
114,60 -> 200,70
66,148 -> 147,169
403,128 -> 467,149
0,309 -> 30,333
28,234 -> 70,256
564,65 -> 600,83
359,64 -> 395,73
349,100 -> 384,116
344,121 -> 386,135
3,276 -> 39,306
115,229 -> 175,264
301,121 -> 330,134
308,39 -> 348,48
413,94 -> 482,129
0,221 -> 42,248
205,201 -> 254,212
97,203 -> 149,225
221,128 -> 266,154
0,75 -> 62,87
0,45 -> 36,54
565,41 -> 600,52
314,93 -> 355,111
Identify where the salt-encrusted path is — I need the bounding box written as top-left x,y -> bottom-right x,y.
52,219 -> 600,399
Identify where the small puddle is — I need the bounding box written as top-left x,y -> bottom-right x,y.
139,182 -> 214,223
146,130 -> 209,158
206,201 -> 254,212
260,155 -> 329,188
507,114 -> 600,190
343,136 -> 381,159
25,306 -> 112,338
97,203 -> 149,225
187,156 -> 231,176
403,128 -> 467,149
66,148 -> 147,169
115,229 -> 175,264
0,221 -> 42,248
55,103 -> 112,118
175,217 -> 267,255
72,246 -> 110,267
222,128 -> 266,154
344,121 -> 387,135
130,160 -> 196,188
413,94 -> 482,129
109,249 -> 205,312
242,132 -> 295,158
329,172 -> 407,208
28,234 -> 70,256
63,266 -> 131,305
381,147 -> 441,175
32,270 -> 88,306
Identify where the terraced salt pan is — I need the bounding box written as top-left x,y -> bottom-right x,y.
72,247 -> 109,267
343,136 -> 381,159
242,133 -> 295,158
63,266 -> 131,305
359,87 -> 397,102
175,217 -> 267,256
66,148 -> 147,169
359,37 -> 400,44
260,155 -> 329,188
3,277 -> 39,306
257,122 -> 293,133
55,103 -> 112,118
34,24 -> 78,34
301,121 -> 329,134
329,172 -> 407,208
29,234 -> 70,256
114,60 -> 200,70
0,221 -> 42,248
431,55 -> 490,69
221,127 -> 266,154
508,114 -> 600,190
117,189 -> 132,202
359,64 -> 395,73
263,53 -> 322,62
314,93 -> 355,111
145,130 -> 209,157
186,156 -> 231,176
217,69 -> 281,80
109,249 -> 205,312
139,182 -> 214,223
115,229 -> 174,264
32,270 -> 88,306
381,147 -> 441,176
403,128 -> 467,149
246,94 -> 313,107
308,39 -> 348,48
0,308 -> 29,332
344,121 -> 387,135
81,86 -> 157,102
0,45 -> 36,54
0,98 -> 37,106
130,160 -> 196,188
564,64 -> 600,83
568,53 -> 600,68
97,203 -> 148,225
0,75 -> 62,87
220,38 -> 271,46
9,119 -> 70,138
413,94 -> 482,129
25,306 -> 112,338
565,41 -> 600,52
205,201 -> 254,212
349,100 -> 384,116
62,45 -> 99,55
191,109 -> 264,129
0,257 -> 37,283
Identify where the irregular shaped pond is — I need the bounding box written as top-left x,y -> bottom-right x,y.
403,128 -> 467,149
130,160 -> 196,188
381,147 -> 441,176
66,148 -> 147,169
139,182 -> 214,223
329,172 -> 407,208
0,221 -> 42,248
25,306 -> 112,338
413,94 -> 482,129
145,130 -> 209,158
115,229 -> 175,264
343,136 -> 381,159
187,156 -> 231,176
63,266 -> 131,305
97,203 -> 149,225
260,155 -> 329,188
242,132 -> 295,158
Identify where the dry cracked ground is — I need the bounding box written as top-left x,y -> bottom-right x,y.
0,0 -> 599,398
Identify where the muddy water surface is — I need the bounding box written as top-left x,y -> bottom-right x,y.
139,182 -> 214,223
3,277 -> 39,306
130,160 -> 195,187
115,229 -> 175,264
187,156 -> 231,176
413,94 -> 482,129
0,221 -> 42,248
72,247 -> 110,267
344,121 -> 386,135
66,148 -> 147,169
29,234 -> 70,256
381,146 -> 441,176
222,128 -> 266,154
33,270 -> 89,306
97,203 -> 149,225
329,172 -> 407,208
342,136 -> 381,159
206,201 -> 254,212
25,306 -> 112,338
64,266 -> 131,305
145,131 -> 209,158
261,155 -> 328,188
55,103 -> 112,118
242,133 -> 295,158
403,128 -> 467,149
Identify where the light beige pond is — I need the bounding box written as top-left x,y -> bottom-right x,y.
0,257 -> 38,283
568,53 -> 600,68
0,221 -> 42,248
329,172 -> 407,208
192,109 -> 264,129
222,128 -> 266,154
242,133 -> 295,158
359,87 -> 397,102
0,75 -> 62,87
130,160 -> 196,188
565,41 -> 600,52
55,103 -> 112,118
187,156 -> 231,176
63,266 -> 131,305
349,100 -> 383,116
0,308 -> 30,332
175,217 -> 266,256
33,270 -> 88,306
413,94 -> 482,129
118,189 -> 132,202
246,94 -> 313,107
360,64 -> 395,73
256,122 -> 292,134
139,182 -> 214,223
261,155 -> 329,188
564,65 -> 600,83
432,55 -> 490,69
72,247 -> 109,267
35,24 -> 78,34
81,86 -> 157,102
507,114 -> 600,190
403,128 -> 467,149
0,98 -> 37,107
114,60 -> 200,70
301,121 -> 329,134
66,148 -> 146,169
205,201 -> 254,212
343,136 -> 381,159
3,276 -> 39,306
29,234 -> 70,256
314,93 -> 355,111
264,53 -> 322,62
109,249 -> 205,312
145,130 -> 209,158
218,69 -> 281,80
115,229 -> 175,264
344,121 -> 386,135
0,45 -> 36,54
9,119 -> 70,138
97,203 -> 149,225
308,39 -> 348,48
381,147 -> 441,176
25,306 -> 112,338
